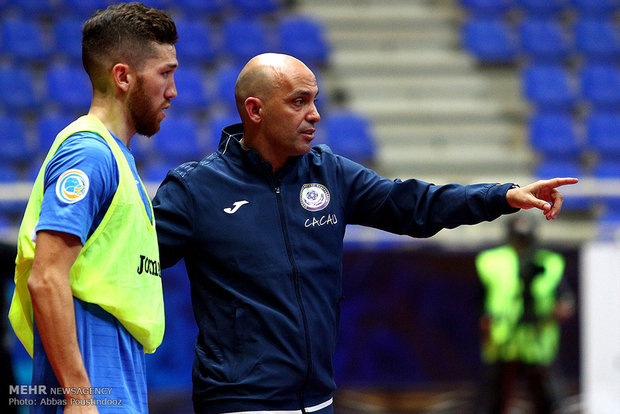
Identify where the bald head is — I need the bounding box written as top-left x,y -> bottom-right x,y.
235,53 -> 315,120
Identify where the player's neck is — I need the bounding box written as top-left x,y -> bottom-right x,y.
88,102 -> 134,148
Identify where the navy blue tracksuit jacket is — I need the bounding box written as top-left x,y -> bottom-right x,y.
152,123 -> 518,413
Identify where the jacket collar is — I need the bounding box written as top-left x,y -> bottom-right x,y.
219,123 -> 302,179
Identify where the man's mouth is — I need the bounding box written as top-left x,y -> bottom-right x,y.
301,129 -> 315,138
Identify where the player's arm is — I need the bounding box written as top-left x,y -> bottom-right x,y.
28,230 -> 98,410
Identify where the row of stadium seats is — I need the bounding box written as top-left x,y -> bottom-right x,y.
0,63 -> 255,113
0,0 -> 378,230
0,0 -> 282,17
0,14 -> 330,67
461,0 -> 620,17
0,109 -> 375,181
459,0 -> 620,219
530,112 -> 620,161
463,16 -> 620,64
522,63 -> 620,112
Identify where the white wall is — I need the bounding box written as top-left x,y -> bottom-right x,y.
581,242 -> 620,414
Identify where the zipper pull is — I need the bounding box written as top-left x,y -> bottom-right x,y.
275,186 -> 281,194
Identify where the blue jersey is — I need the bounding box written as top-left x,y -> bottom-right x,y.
32,131 -> 151,413
36,132 -> 151,242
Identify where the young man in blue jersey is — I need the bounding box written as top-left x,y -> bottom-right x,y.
152,53 -> 578,414
9,3 -> 178,412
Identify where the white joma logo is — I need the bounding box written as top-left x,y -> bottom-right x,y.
224,200 -> 249,214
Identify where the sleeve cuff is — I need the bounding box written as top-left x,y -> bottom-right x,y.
487,183 -> 520,217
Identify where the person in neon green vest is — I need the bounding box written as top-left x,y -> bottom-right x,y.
8,3 -> 178,412
474,215 -> 575,414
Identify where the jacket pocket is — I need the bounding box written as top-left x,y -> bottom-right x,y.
231,304 -> 263,382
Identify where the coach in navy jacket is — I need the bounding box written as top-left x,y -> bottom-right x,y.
152,53 -> 577,414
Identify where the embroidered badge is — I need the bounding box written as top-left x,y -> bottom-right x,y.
55,169 -> 89,204
300,183 -> 330,212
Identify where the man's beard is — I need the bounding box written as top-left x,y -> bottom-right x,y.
128,76 -> 162,137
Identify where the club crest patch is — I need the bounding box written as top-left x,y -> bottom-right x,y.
300,183 -> 330,212
56,169 -> 89,204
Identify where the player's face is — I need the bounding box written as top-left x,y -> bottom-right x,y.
260,63 -> 320,164
127,43 -> 178,137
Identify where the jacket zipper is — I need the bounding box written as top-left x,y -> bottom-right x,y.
274,184 -> 312,413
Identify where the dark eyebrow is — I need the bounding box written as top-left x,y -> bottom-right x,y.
292,88 -> 319,98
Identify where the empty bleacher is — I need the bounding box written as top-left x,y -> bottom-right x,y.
2,1 -> 619,242
297,0 -> 620,246
0,0 -> 377,242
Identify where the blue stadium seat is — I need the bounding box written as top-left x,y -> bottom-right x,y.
129,135 -> 152,163
459,0 -> 512,16
522,64 -> 578,111
0,164 -> 20,182
136,0 -> 166,9
141,159 -> 180,183
151,114 -> 203,162
593,159 -> 620,177
0,115 -> 32,162
0,67 -> 39,111
597,198 -> 620,240
592,167 -> 620,226
172,66 -> 210,111
169,0 -> 226,15
53,17 -> 84,63
568,0 -> 620,16
214,64 -> 243,111
462,18 -> 518,64
207,112 -> 241,151
174,19 -> 218,66
4,0 -> 54,15
0,214 -> 13,239
324,111 -> 376,165
528,112 -> 582,159
229,0 -> 281,15
36,113 -> 75,155
586,112 -> 620,158
59,0 -> 111,16
574,18 -> 620,63
46,64 -> 92,111
534,159 -> 583,182
580,64 -> 620,110
0,17 -> 49,62
222,17 -> 272,64
519,18 -> 571,63
277,15 -> 330,66
515,0 -> 566,16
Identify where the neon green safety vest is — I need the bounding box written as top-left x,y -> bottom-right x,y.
9,114 -> 164,356
476,245 -> 565,365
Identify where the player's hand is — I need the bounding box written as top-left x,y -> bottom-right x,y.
506,177 -> 579,220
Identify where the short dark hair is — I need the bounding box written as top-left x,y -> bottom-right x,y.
82,2 -> 178,92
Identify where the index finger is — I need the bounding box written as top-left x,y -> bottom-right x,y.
545,177 -> 579,188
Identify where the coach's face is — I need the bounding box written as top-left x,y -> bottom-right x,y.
260,61 -> 321,162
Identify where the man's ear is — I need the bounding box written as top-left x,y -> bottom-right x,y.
244,97 -> 262,123
112,63 -> 132,92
